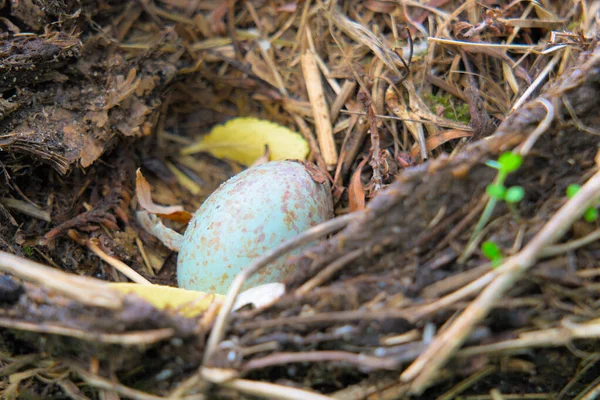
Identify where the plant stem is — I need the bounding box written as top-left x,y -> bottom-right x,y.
464,171 -> 508,257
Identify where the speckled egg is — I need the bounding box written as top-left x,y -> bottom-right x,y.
177,161 -> 333,294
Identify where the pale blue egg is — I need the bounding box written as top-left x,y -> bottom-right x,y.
177,161 -> 333,294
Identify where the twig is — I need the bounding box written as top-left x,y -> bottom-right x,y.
242,350 -> 398,373
458,319 -> 600,358
221,378 -> 334,400
517,98 -> 555,155
71,364 -> 174,400
540,229 -> 600,257
361,92 -> 385,190
384,85 -> 428,160
329,80 -> 357,123
235,309 -> 412,330
76,234 -> 152,285
202,213 -> 356,364
0,250 -> 123,309
301,46 -> 338,169
290,112 -> 332,179
408,267 -> 495,320
306,25 -> 341,94
436,366 -> 496,400
296,248 -> 364,295
0,197 -> 51,222
402,168 -> 600,394
428,37 -> 542,52
510,52 -> 561,113
0,318 -> 173,345
579,377 -> 600,400
135,236 -> 155,276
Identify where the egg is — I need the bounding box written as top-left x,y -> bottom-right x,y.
177,161 -> 333,294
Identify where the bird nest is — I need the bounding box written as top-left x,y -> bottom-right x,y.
0,1 -> 600,399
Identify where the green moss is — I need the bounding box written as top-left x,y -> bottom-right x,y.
425,93 -> 471,124
22,246 -> 34,258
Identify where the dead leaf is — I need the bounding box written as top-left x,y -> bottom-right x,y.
135,169 -> 192,223
410,130 -> 472,160
277,2 -> 298,12
181,117 -> 309,166
109,283 -> 224,318
80,135 -> 104,168
364,0 -> 396,13
349,158 -> 369,212
301,161 -> 329,184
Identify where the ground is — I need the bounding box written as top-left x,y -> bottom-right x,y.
0,1 -> 600,399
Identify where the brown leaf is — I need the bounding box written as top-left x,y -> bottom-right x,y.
364,0 -> 396,13
277,2 -> 298,12
349,158 -> 369,212
135,169 -> 192,223
300,161 -> 329,184
410,130 -> 472,160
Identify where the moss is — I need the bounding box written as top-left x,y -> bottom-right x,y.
425,93 -> 471,124
22,246 -> 34,258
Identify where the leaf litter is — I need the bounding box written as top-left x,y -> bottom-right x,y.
0,0 -> 599,399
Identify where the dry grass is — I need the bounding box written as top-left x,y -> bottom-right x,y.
0,0 -> 599,399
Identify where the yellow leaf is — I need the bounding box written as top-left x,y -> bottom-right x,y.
181,117 -> 309,165
109,283 -> 224,318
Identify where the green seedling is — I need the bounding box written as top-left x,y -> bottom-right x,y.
566,184 -> 599,222
470,152 -> 525,245
481,241 -> 503,268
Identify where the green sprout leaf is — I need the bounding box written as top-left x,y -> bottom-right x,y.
584,207 -> 598,222
504,186 -> 525,204
481,241 -> 502,264
486,183 -> 506,200
566,184 -> 581,199
498,152 -> 523,173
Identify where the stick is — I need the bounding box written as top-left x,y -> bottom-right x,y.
401,168 -> 600,394
85,238 -> 152,285
296,248 -> 363,295
0,250 -> 123,309
301,49 -> 338,169
223,378 -> 334,400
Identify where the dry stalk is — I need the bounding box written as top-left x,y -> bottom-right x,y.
516,98 -> 555,155
540,229 -> 600,257
301,47 -> 338,169
510,52 -> 562,112
71,364 -> 176,400
0,318 -> 174,345
428,37 -> 542,52
402,168 -> 600,394
86,238 -> 152,285
290,112 -> 332,176
458,319 -> 600,358
296,248 -> 364,295
329,80 -> 357,123
579,379 -> 600,400
222,377 -> 334,400
241,350 -> 398,373
0,250 -> 123,309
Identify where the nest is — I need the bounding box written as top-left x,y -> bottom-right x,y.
0,1 -> 600,399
